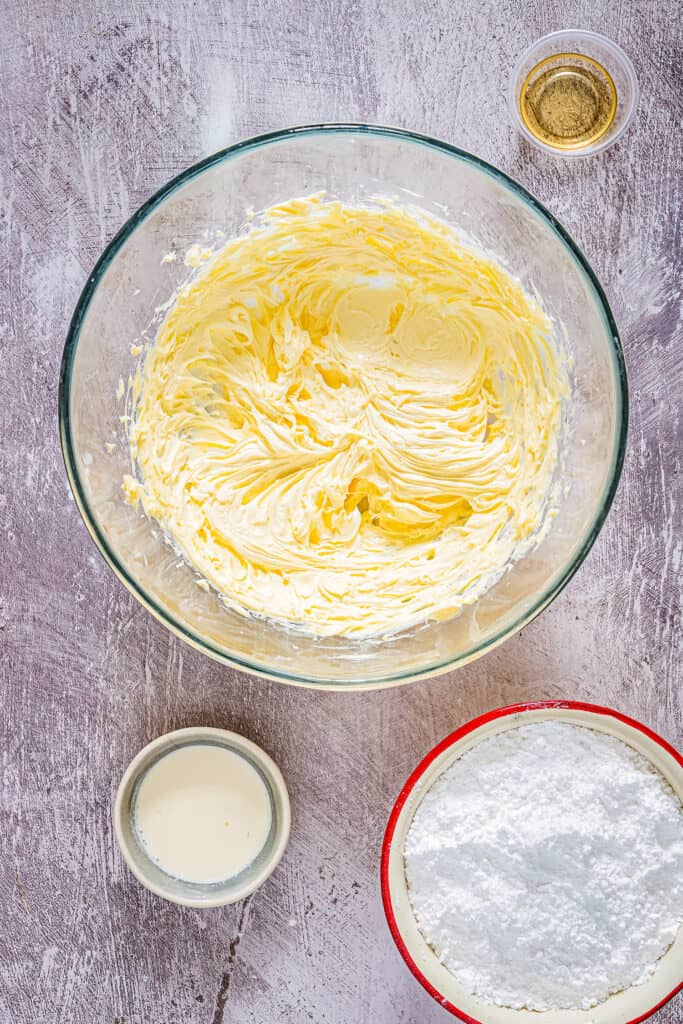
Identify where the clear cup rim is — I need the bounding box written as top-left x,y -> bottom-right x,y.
508,29 -> 640,157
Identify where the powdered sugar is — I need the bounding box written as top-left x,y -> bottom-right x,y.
404,720 -> 683,1011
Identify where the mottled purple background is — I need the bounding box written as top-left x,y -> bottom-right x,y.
1,1 -> 681,1022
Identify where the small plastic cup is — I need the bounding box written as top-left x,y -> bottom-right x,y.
509,29 -> 639,156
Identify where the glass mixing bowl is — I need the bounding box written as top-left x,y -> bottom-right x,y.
59,125 -> 627,689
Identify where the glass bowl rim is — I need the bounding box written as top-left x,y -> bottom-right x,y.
58,122 -> 628,689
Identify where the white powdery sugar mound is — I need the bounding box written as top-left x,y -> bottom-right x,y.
404,720 -> 683,1011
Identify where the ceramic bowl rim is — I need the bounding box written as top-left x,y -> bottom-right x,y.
113,726 -> 291,907
380,700 -> 683,1024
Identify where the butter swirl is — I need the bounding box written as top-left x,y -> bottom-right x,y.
125,197 -> 566,636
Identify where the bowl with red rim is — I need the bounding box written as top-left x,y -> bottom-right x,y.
381,700 -> 683,1024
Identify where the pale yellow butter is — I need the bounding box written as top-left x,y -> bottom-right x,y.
126,197 -> 566,636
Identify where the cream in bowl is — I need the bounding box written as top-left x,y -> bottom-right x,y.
114,727 -> 290,906
382,702 -> 683,1023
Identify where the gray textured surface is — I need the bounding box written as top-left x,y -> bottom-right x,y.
1,1 -> 681,1022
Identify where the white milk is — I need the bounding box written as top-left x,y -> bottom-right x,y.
133,744 -> 272,883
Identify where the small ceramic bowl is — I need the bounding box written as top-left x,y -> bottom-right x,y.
114,726 -> 291,907
381,701 -> 683,1024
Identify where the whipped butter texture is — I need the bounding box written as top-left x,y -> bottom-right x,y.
124,197 -> 566,636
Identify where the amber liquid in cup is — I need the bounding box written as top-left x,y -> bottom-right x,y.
520,52 -> 617,151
